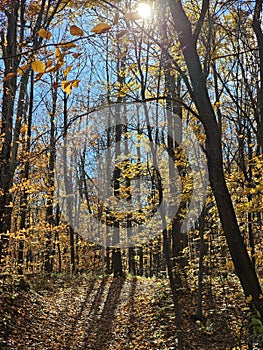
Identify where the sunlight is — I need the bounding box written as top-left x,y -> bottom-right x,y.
137,3 -> 152,19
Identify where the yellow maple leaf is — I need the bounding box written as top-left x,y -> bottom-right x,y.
91,23 -> 112,34
37,28 -> 52,40
70,25 -> 84,36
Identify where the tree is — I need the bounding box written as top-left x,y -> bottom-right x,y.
167,0 -> 263,317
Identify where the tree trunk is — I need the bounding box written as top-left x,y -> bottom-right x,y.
168,0 -> 263,317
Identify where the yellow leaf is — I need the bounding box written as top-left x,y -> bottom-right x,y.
17,64 -> 30,76
57,41 -> 77,49
125,12 -> 141,21
31,60 -> 46,73
46,60 -> 53,68
72,79 -> 80,88
64,65 -> 72,78
61,80 -> 81,94
35,72 -> 44,81
62,80 -> 72,94
37,28 -> 52,40
70,25 -> 84,36
116,30 -> 128,39
55,47 -> 64,64
2,72 -> 16,82
91,23 -> 112,34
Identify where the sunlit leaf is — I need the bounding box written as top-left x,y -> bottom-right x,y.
57,41 -> 77,49
2,72 -> 16,82
17,64 -> 30,76
61,79 -> 81,94
72,79 -> 80,88
70,25 -> 84,36
31,60 -> 46,73
62,80 -> 72,94
91,23 -> 112,34
37,28 -> 52,40
64,65 -> 72,78
55,47 -> 64,64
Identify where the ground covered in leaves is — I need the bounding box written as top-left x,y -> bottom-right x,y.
0,273 -> 255,349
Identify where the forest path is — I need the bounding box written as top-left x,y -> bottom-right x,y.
3,275 -> 177,350
2,274 -> 243,349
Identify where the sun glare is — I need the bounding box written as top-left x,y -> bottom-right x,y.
137,3 -> 152,19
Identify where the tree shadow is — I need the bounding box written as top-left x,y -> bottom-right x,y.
64,275 -> 99,347
127,276 -> 137,343
82,276 -> 125,350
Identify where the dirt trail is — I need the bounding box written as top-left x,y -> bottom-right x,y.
1,274 -> 245,349
3,276 -> 177,350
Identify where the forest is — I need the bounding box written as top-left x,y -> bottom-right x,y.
0,0 -> 263,349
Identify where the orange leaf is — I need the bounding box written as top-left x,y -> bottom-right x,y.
57,41 -> 77,49
17,64 -> 30,76
38,28 -> 52,40
91,23 -> 112,34
70,25 -> 84,36
2,72 -> 16,82
72,53 -> 81,58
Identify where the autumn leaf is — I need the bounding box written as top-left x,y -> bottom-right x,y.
64,65 -> 72,78
62,80 -> 72,94
37,28 -> 52,40
124,12 -> 141,21
62,80 -> 81,94
72,79 -> 80,88
91,23 -> 112,34
72,53 -> 81,58
70,25 -> 84,36
57,41 -> 77,49
17,64 -> 30,76
2,72 -> 16,82
31,60 -> 46,73
55,47 -> 64,64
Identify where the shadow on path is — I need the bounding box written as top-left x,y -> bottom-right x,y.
82,276 -> 125,350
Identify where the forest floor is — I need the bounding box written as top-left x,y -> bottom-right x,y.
0,273 -> 257,349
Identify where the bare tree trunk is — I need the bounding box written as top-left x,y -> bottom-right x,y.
168,0 -> 263,317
